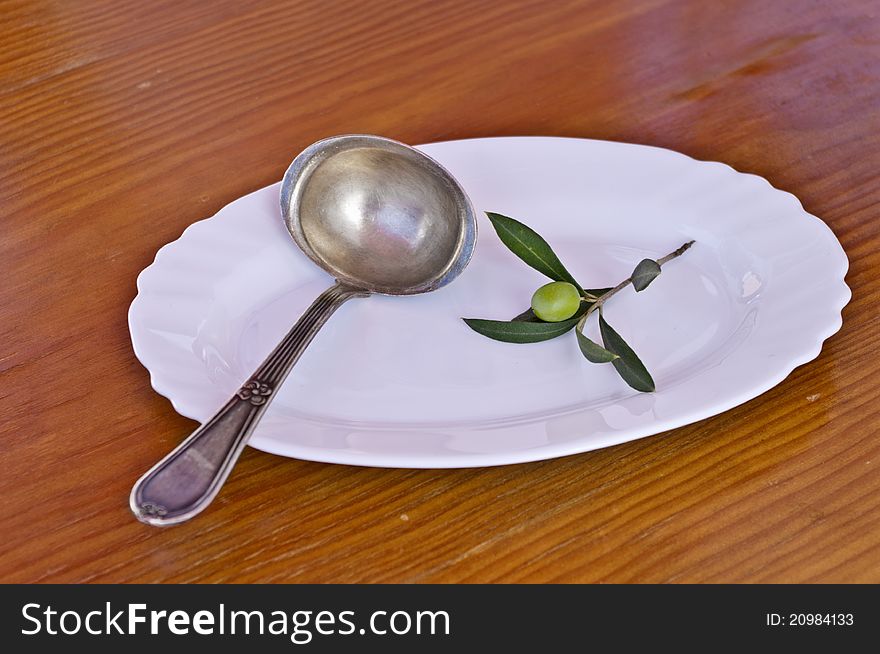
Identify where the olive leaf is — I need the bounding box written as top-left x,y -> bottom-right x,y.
463,316 -> 580,343
486,212 -> 583,293
631,259 -> 661,292
511,308 -> 538,322
598,312 -> 655,392
575,329 -> 619,363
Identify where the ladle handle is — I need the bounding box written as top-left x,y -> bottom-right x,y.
130,281 -> 368,526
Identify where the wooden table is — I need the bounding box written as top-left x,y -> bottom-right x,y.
2,0 -> 878,583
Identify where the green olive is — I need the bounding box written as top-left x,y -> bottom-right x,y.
530,281 -> 581,322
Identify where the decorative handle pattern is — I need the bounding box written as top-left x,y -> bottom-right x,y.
130,282 -> 368,526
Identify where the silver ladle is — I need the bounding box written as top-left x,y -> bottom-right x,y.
130,135 -> 477,526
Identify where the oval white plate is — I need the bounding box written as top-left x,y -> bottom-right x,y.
129,137 -> 850,468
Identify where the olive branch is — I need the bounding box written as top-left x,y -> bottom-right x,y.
463,212 -> 694,393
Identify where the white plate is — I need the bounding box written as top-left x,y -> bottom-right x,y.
129,137 -> 850,468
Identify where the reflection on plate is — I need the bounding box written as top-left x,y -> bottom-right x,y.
129,137 -> 850,468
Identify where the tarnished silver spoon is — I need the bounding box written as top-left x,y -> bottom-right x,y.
130,135 -> 477,526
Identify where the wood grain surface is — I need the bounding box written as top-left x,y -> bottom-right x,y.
1,0 -> 878,583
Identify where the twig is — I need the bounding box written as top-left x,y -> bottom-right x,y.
577,240 -> 695,332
